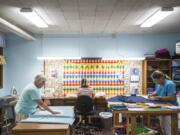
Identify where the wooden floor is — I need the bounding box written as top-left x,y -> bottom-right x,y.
1,128 -> 114,135
72,130 -> 113,135
2,131 -> 113,135
2,128 -> 180,135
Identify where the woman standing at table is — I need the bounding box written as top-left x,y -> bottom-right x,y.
149,70 -> 178,135
15,74 -> 60,122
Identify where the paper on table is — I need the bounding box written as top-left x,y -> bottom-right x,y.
22,106 -> 75,125
128,108 -> 144,111
33,110 -> 63,116
145,103 -> 156,106
127,104 -> 143,108
165,106 -> 180,110
22,117 -> 75,125
31,106 -> 74,118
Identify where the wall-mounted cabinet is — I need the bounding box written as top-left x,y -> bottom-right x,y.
172,57 -> 180,92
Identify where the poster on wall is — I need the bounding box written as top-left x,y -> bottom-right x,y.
130,68 -> 140,82
43,60 -> 64,98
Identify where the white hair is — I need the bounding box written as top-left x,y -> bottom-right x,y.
34,74 -> 46,83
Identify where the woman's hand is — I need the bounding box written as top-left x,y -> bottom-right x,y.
149,96 -> 161,100
148,94 -> 152,99
51,111 -> 61,115
39,106 -> 45,111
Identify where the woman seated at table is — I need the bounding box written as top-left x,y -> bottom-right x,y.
149,70 -> 178,135
77,78 -> 94,124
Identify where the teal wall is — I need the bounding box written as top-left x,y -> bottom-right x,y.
2,33 -> 180,95
0,33 -> 5,96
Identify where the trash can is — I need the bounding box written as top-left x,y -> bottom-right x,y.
99,112 -> 112,130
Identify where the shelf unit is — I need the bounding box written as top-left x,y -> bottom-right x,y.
172,57 -> 180,92
142,59 -> 172,94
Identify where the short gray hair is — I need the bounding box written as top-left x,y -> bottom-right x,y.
34,74 -> 46,83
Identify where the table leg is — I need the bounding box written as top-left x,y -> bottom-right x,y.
171,114 -> 178,135
143,116 -> 151,127
126,115 -> 130,135
131,114 -> 136,135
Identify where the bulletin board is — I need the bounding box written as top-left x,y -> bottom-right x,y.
43,59 -> 143,98
63,59 -> 125,95
44,60 -> 64,97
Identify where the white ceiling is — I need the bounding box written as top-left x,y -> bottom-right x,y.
0,0 -> 180,35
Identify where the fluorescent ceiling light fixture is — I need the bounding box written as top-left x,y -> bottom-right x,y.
102,57 -> 119,60
141,7 -> 174,28
103,57 -> 145,61
119,57 -> 145,61
37,57 -> 145,61
0,17 -> 35,40
37,57 -> 81,60
20,8 -> 48,28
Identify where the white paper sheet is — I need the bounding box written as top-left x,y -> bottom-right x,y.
31,106 -> 74,118
128,108 -> 144,111
165,106 -> 180,110
22,117 -> 75,125
22,106 -> 75,125
33,110 -> 63,117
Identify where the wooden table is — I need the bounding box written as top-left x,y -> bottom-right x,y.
13,123 -> 70,135
113,109 -> 179,135
45,96 -> 108,110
